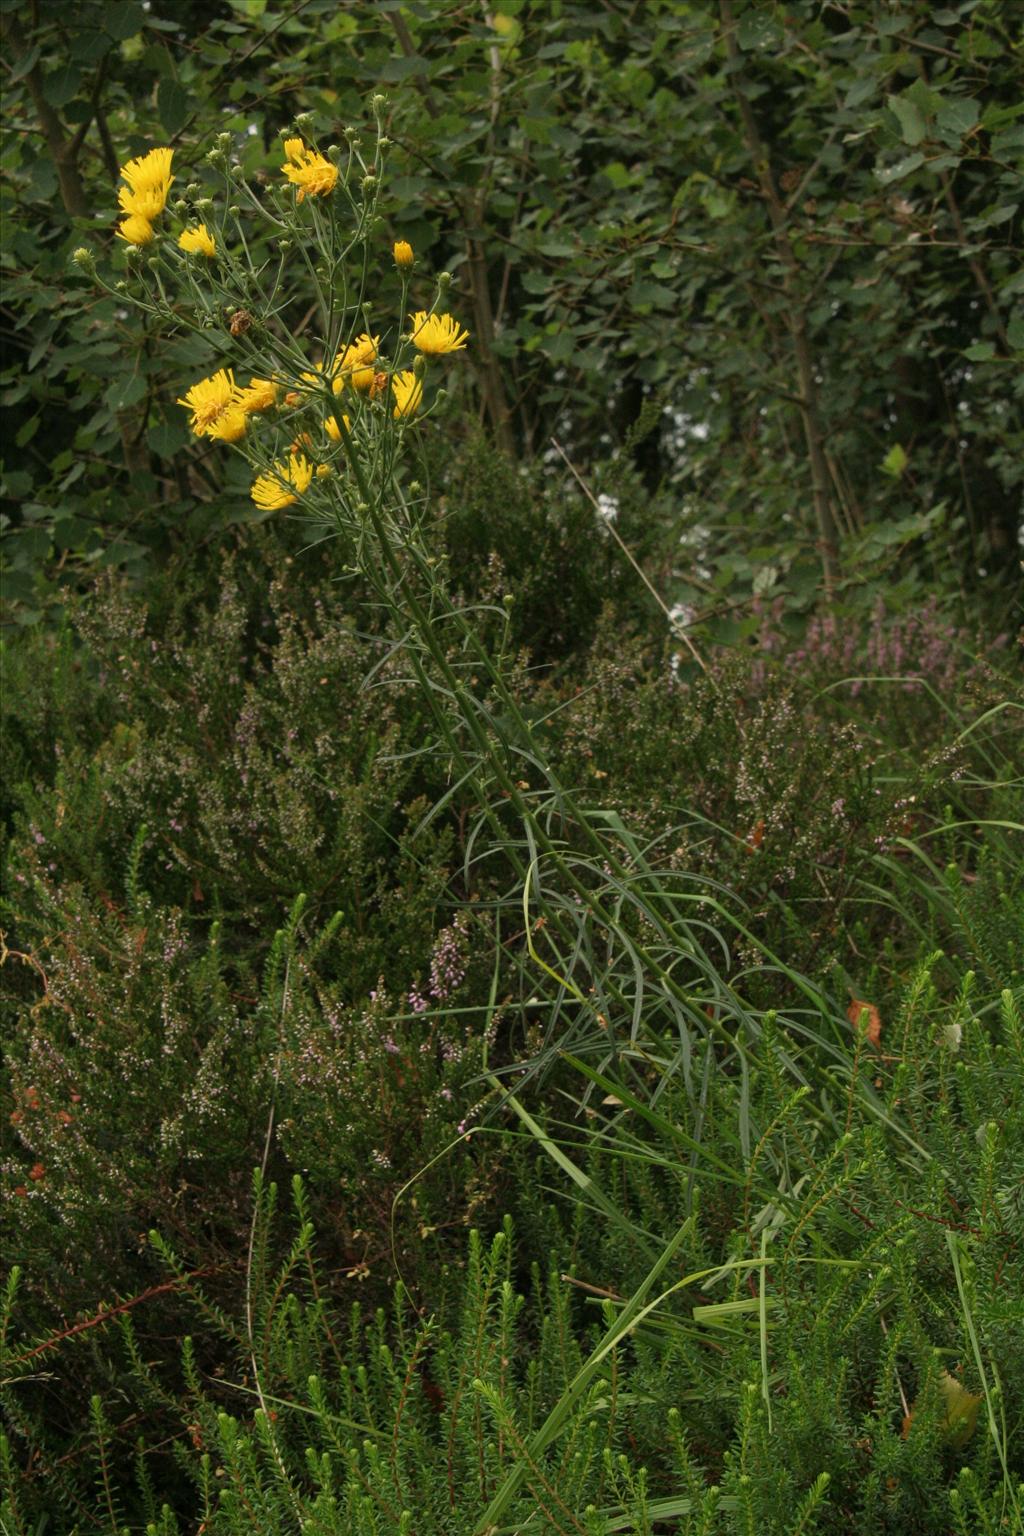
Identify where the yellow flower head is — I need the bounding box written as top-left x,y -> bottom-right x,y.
118,147 -> 174,216
116,214 -> 154,247
325,411 -> 352,442
408,310 -> 470,355
298,364 -> 334,396
238,377 -> 278,414
205,407 -> 247,444
393,239 -> 414,269
392,370 -> 424,420
251,452 -> 314,511
118,183 -> 167,223
332,334 -> 379,394
179,224 -> 217,258
281,140 -> 338,203
177,369 -> 240,436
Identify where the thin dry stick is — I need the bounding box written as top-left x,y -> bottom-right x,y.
878,1312 -> 912,1424
550,437 -> 710,675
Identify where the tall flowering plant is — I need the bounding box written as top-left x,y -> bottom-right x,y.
75,100 -> 467,546
71,99 -> 792,1124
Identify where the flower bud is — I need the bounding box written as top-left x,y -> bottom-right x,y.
371,94 -> 387,112
196,198 -> 214,212
115,280 -> 127,291
362,175 -> 377,196
71,247 -> 94,271
294,112 -> 314,130
217,132 -> 232,148
413,354 -> 426,378
186,183 -> 201,197
279,239 -> 292,252
327,144 -> 341,163
379,136 -> 392,149
393,239 -> 414,269
437,271 -> 452,294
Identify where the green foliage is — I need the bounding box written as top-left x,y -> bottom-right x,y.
2,0 -> 1020,619
2,6 -> 1021,1531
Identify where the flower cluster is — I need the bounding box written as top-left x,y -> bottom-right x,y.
176,369 -> 281,444
100,130 -> 473,511
116,147 -> 174,246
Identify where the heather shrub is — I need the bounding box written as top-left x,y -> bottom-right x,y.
545,604 -> 1015,982
5,939 -> 1020,1534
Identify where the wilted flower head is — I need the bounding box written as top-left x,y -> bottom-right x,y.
409,310 -> 470,355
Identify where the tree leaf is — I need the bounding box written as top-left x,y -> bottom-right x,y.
41,64 -> 82,108
158,79 -> 189,136
876,152 -> 925,185
881,443 -> 908,477
936,96 -> 980,142
104,1 -> 145,39
888,93 -> 927,147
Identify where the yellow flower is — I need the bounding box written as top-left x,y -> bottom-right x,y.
205,407 -> 247,444
393,239 -> 414,269
315,464 -> 333,479
118,147 -> 174,216
238,377 -> 278,414
325,412 -> 352,442
392,370 -> 423,420
118,183 -> 167,223
179,224 -> 216,258
408,310 -> 470,355
332,334 -> 379,394
298,364 -> 334,395
116,214 -> 154,247
281,140 -> 338,203
177,369 -> 240,436
251,452 -> 314,511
